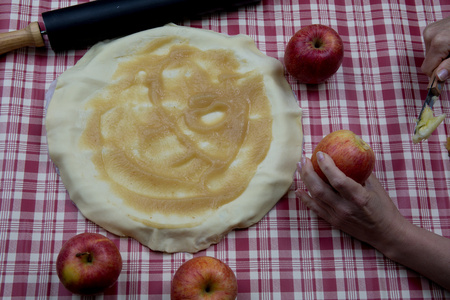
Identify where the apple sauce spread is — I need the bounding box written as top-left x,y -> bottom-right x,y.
46,24 -> 302,252
80,38 -> 272,216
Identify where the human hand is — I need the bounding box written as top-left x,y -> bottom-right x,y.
421,16 -> 450,81
297,151 -> 450,290
295,151 -> 408,249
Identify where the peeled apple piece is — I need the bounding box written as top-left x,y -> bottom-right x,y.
413,104 -> 446,144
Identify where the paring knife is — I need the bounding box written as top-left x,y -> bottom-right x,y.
415,53 -> 450,132
0,0 -> 261,55
415,72 -> 445,127
413,63 -> 448,143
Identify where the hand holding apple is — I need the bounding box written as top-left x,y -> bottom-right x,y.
56,233 -> 122,295
284,24 -> 344,84
171,256 -> 238,300
311,129 -> 375,185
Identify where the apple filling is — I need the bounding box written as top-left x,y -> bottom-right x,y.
79,37 -> 273,218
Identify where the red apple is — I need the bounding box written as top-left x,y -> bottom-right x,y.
56,233 -> 122,295
311,129 -> 375,185
284,24 -> 344,84
171,256 -> 238,300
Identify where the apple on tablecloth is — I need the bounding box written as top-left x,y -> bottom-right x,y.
311,129 -> 375,185
56,232 -> 122,295
284,24 -> 344,84
171,256 -> 238,300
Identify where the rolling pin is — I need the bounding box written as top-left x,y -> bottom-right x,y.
0,0 -> 260,55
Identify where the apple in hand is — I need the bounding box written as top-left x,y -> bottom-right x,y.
56,233 -> 122,295
311,129 -> 375,185
171,256 -> 238,300
284,24 -> 344,84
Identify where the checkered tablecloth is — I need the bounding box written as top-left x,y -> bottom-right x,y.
1,0 -> 450,299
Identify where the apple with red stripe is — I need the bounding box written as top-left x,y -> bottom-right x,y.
311,129 -> 375,185
56,233 -> 122,295
284,24 -> 344,84
171,256 -> 238,300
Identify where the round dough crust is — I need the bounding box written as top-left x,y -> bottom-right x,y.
46,24 -> 302,253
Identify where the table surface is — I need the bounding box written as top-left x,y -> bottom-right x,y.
1,0 -> 450,299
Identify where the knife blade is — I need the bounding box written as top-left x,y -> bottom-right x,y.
0,0 -> 261,55
416,75 -> 441,124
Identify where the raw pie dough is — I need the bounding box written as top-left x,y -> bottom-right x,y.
46,24 -> 303,253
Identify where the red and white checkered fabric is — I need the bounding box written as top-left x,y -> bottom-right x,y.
1,0 -> 449,298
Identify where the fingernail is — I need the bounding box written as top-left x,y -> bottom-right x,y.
295,189 -> 307,201
317,151 -> 325,161
297,155 -> 306,172
437,69 -> 448,81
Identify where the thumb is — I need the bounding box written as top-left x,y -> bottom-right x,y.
436,57 -> 450,81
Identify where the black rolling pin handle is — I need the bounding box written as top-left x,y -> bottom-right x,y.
42,0 -> 262,51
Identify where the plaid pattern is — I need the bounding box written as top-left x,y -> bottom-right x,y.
1,0 -> 450,298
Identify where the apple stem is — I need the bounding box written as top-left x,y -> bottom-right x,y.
312,38 -> 323,49
76,252 -> 93,263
